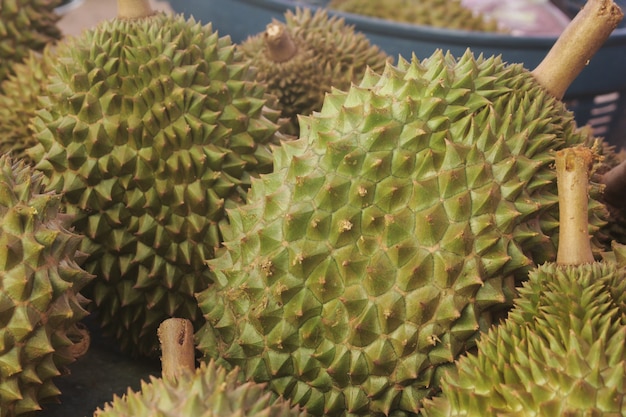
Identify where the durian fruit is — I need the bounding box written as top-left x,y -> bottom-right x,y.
238,8 -> 391,135
93,319 -> 305,417
195,2 -> 622,415
422,147 -> 626,416
0,0 -> 62,81
328,0 -> 501,32
0,47 -> 55,164
28,0 -> 284,357
0,154 -> 93,417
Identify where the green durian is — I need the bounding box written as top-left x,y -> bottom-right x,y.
328,0 -> 502,32
0,154 -> 92,417
422,147 -> 626,416
238,8 -> 391,136
195,44 -> 612,416
28,2 -> 284,357
0,0 -> 62,81
93,360 -> 306,417
0,47 -> 55,164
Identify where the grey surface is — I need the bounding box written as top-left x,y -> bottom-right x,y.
38,318 -> 161,417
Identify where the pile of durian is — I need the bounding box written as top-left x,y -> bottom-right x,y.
0,0 -> 625,416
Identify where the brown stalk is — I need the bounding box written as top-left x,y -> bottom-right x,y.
117,0 -> 155,20
555,147 -> 596,265
532,0 -> 623,100
158,318 -> 196,379
264,21 -> 298,63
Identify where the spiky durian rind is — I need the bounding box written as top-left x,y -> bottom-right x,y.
238,8 -> 391,135
94,360 -> 306,417
423,243 -> 626,416
0,154 -> 92,417
196,50 -> 607,416
29,12 -> 283,357
0,0 -> 62,81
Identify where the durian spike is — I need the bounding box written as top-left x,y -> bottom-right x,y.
555,147 -> 596,265
117,0 -> 155,20
532,0 -> 623,100
264,21 -> 298,62
157,318 -> 196,380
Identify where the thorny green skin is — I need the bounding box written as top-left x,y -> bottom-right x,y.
238,8 -> 391,136
94,360 -> 306,417
29,13 -> 283,357
0,154 -> 92,417
423,243 -> 626,416
0,0 -> 62,81
328,0 -> 502,32
0,47 -> 55,164
196,51 -> 607,416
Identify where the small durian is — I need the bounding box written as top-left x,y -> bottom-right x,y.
0,154 -> 93,417
93,361 -> 306,417
422,147 -> 626,416
94,319 -> 305,417
0,0 -> 62,81
195,2 -> 621,415
28,0 -> 284,357
0,47 -> 55,164
328,0 -> 502,32
238,8 -> 391,135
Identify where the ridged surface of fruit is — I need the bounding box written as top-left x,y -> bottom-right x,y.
328,0 -> 501,32
238,8 -> 391,135
0,154 -> 92,417
196,51 -> 607,416
29,12 -> 283,357
422,242 -> 626,416
0,47 -> 54,164
93,360 -> 305,417
0,0 -> 61,81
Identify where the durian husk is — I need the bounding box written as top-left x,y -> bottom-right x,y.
0,154 -> 93,417
0,0 -> 62,81
29,11 -> 284,357
328,0 -> 502,32
93,359 -> 306,417
238,8 -> 392,135
422,148 -> 626,416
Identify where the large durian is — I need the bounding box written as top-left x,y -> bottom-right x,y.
0,0 -> 62,81
28,0 -> 284,356
327,0 -> 501,32
0,47 -> 55,164
238,8 -> 391,136
422,147 -> 626,416
0,154 -> 92,417
195,2 -> 621,415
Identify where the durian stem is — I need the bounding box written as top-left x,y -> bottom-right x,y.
264,22 -> 298,63
531,0 -> 623,100
158,318 -> 195,379
117,0 -> 155,19
600,158 -> 626,207
555,147 -> 596,265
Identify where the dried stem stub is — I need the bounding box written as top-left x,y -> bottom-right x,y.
532,0 -> 623,100
264,21 -> 298,63
117,0 -> 155,20
555,147 -> 596,265
158,318 -> 196,379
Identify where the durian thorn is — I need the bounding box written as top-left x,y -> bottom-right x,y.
117,0 -> 155,20
532,0 -> 623,100
555,147 -> 596,265
600,158 -> 626,208
264,21 -> 298,63
158,318 -> 196,380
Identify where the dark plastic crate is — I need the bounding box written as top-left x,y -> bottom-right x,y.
169,0 -> 626,148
